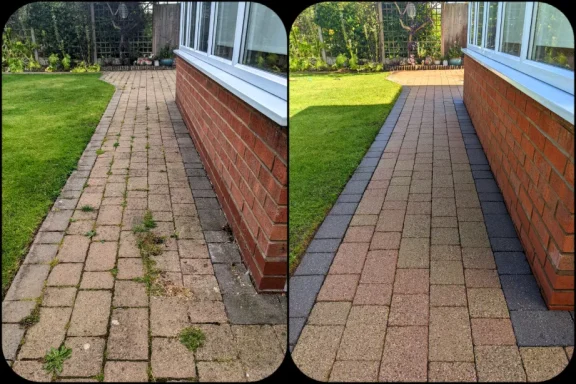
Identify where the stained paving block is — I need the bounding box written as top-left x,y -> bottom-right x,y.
68,291 -> 111,336
2,324 -> 25,361
61,337 -> 105,377
5,264 -> 50,300
18,307 -> 72,359
151,338 -> 196,379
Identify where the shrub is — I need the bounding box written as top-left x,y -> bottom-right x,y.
349,54 -> 358,70
335,53 -> 347,69
61,53 -> 71,70
314,58 -> 327,71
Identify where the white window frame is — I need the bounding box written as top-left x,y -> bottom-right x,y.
178,2 -> 287,100
466,2 -> 574,95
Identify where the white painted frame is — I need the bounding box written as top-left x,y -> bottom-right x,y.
467,2 -> 574,95
178,2 -> 287,100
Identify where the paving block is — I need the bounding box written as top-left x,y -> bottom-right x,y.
510,311 -> 574,346
500,275 -> 548,311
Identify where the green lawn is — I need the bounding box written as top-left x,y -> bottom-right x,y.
289,72 -> 402,271
2,74 -> 115,295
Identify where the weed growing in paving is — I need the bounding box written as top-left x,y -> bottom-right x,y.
85,230 -> 97,238
19,303 -> 40,328
43,345 -> 72,374
179,327 -> 206,352
49,258 -> 60,269
132,210 -> 157,233
110,267 -> 118,277
81,205 -> 94,212
94,373 -> 104,382
113,142 -> 119,148
95,149 -> 105,155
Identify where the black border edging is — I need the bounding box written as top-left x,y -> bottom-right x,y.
288,87 -> 411,351
455,97 -> 574,346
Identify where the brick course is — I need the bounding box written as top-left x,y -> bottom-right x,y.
175,57 -> 287,292
463,54 -> 574,309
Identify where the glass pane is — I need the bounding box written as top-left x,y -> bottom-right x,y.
213,2 -> 238,60
198,2 -> 211,52
181,3 -> 188,46
486,2 -> 498,49
188,3 -> 197,48
470,3 -> 476,45
500,2 -> 526,56
476,2 -> 485,46
241,3 -> 287,77
530,3 -> 574,71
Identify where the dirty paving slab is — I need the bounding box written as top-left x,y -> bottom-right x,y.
291,70 -> 573,382
2,70 -> 285,382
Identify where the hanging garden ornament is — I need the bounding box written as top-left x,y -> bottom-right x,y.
406,2 -> 416,20
118,2 -> 128,19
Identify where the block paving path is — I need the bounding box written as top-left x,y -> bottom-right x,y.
292,70 -> 573,382
2,70 -> 285,382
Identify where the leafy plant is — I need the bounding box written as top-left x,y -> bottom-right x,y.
61,53 -> 71,70
2,27 -> 39,72
348,53 -> 358,70
179,327 -> 206,352
335,53 -> 347,69
158,44 -> 174,59
43,345 -> 72,375
46,53 -> 60,72
81,205 -> 94,212
448,40 -> 462,59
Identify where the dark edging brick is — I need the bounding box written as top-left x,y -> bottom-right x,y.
175,124 -> 286,326
288,87 -> 410,351
455,99 -> 574,346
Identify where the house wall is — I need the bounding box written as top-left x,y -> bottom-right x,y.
463,54 -> 574,310
175,57 -> 287,292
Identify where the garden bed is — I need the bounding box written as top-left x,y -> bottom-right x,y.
99,65 -> 175,71
387,64 -> 464,71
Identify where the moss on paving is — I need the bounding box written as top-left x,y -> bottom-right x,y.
2,74 -> 114,296
289,72 -> 402,272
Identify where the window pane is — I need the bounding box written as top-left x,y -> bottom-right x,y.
181,3 -> 188,46
486,2 -> 498,49
470,3 -> 476,45
213,2 -> 238,60
530,3 -> 574,71
188,3 -> 197,48
500,2 -> 525,56
198,2 -> 211,52
241,3 -> 287,77
476,2 -> 485,46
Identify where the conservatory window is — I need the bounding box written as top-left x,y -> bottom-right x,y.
500,2 -> 526,56
469,4 -> 476,45
198,2 -> 211,52
188,2 -> 197,48
213,2 -> 238,60
241,3 -> 287,77
181,2 -> 188,46
177,2 -> 287,124
485,2 -> 498,49
476,2 -> 485,46
530,3 -> 574,71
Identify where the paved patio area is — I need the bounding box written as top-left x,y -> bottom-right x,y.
2,70 -> 285,382
291,70 -> 573,382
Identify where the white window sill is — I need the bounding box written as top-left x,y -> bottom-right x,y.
175,49 -> 287,126
463,48 -> 574,125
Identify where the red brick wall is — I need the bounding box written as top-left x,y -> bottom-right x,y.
463,54 -> 574,310
175,56 -> 287,292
